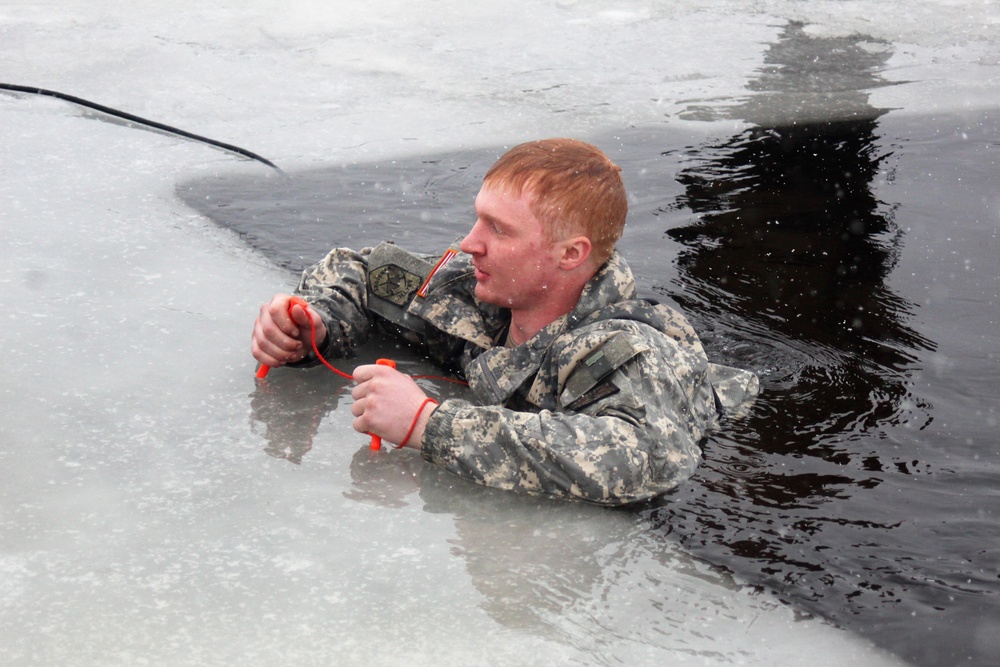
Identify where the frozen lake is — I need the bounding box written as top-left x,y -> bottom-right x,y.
2,2 -> 998,665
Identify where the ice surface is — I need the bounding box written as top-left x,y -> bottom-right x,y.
3,0 -> 997,664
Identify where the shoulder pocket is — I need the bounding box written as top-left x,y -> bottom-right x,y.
559,332 -> 644,408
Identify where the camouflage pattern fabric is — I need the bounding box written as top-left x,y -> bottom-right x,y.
293,243 -> 759,506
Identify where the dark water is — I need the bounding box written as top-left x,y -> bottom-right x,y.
642,25 -> 999,667
178,22 -> 999,667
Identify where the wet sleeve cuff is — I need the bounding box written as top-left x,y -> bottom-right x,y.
421,399 -> 463,464
286,312 -> 339,369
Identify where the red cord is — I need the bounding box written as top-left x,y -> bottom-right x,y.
293,301 -> 465,386
257,296 -> 466,383
255,298 -> 462,450
394,398 -> 439,449
298,302 -> 354,380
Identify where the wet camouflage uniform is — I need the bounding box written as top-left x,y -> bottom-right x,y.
293,242 -> 758,506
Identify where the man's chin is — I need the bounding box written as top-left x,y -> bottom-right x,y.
473,282 -> 502,306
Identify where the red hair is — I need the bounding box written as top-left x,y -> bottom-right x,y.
483,138 -> 627,265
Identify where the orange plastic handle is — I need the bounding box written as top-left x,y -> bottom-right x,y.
255,296 -> 310,379
369,358 -> 397,450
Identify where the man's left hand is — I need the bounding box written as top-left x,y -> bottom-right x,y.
350,365 -> 437,449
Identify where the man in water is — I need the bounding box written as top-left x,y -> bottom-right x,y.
251,138 -> 757,506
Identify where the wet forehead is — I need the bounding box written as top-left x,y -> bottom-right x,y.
475,185 -> 541,227
474,183 -> 541,233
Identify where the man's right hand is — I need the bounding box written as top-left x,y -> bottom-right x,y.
251,293 -> 328,369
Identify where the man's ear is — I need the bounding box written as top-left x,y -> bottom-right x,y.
558,235 -> 592,271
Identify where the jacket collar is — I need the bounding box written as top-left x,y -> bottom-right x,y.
459,252 -> 637,404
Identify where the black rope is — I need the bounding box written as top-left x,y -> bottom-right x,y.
0,83 -> 286,176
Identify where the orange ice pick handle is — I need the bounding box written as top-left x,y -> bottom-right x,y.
369,358 -> 397,450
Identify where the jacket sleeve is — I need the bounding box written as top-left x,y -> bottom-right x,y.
292,246 -> 374,361
420,331 -> 719,506
290,243 -> 476,368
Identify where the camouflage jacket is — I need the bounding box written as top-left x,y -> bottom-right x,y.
294,242 -> 758,506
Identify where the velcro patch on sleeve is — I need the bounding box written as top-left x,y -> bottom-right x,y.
370,263 -> 422,306
560,332 -> 643,407
565,380 -> 621,411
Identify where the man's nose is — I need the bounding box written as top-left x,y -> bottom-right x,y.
459,222 -> 482,255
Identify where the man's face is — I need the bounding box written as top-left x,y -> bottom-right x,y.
459,183 -> 563,310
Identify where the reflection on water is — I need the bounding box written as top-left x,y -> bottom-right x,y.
250,367 -> 349,464
348,449 -> 618,642
342,447 -> 821,661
